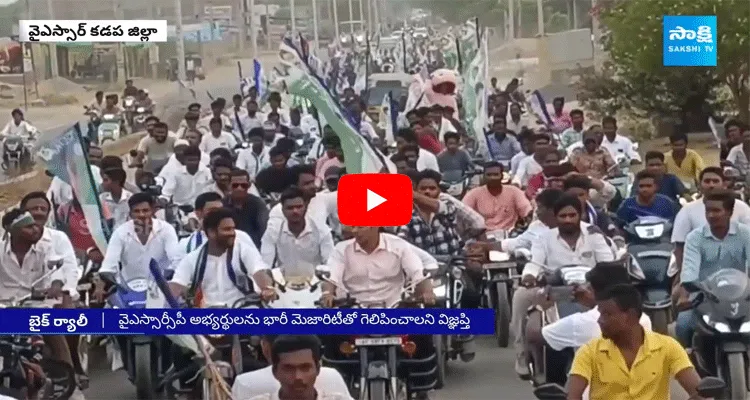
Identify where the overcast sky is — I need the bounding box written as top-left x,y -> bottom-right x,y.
0,0 -> 17,5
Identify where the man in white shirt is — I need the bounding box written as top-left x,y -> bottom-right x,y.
200,118 -> 238,154
395,128 -> 439,172
99,193 -> 181,285
19,193 -> 79,299
169,207 -> 275,307
260,187 -> 334,276
160,146 -> 215,207
199,99 -> 233,132
1,108 -> 37,140
512,136 -> 552,188
267,165 -> 338,238
159,139 -> 210,185
601,116 -> 642,163
511,194 -> 614,377
236,127 -> 271,180
232,335 -> 351,400
234,99 -> 265,141
99,168 -> 133,230
0,208 -> 83,384
241,335 -> 352,400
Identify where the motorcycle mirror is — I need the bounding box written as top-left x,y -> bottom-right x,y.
44,169 -> 55,178
696,376 -> 725,398
129,149 -> 138,157
532,383 -> 567,400
314,265 -> 331,280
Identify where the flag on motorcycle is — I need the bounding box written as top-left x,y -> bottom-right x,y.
37,123 -> 111,253
280,40 -> 396,174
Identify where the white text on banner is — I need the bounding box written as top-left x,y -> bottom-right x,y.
19,20 -> 168,43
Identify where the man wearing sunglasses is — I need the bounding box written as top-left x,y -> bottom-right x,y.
223,169 -> 269,249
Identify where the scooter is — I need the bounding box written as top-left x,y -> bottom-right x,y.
132,105 -> 152,133
686,268 -> 750,400
2,134 -> 34,172
623,216 -> 673,334
533,377 -> 726,400
98,113 -> 123,145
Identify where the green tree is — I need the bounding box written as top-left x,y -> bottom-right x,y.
582,0 -> 750,124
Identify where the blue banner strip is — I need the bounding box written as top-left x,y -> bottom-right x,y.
6,309 -> 494,335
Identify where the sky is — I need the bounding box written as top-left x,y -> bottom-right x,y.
0,0 -> 17,5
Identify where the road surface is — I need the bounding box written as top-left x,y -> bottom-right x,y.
85,336 -> 691,400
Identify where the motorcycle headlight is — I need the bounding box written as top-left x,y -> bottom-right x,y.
6,143 -> 18,151
136,107 -> 145,113
451,266 -> 463,279
702,314 -> 733,333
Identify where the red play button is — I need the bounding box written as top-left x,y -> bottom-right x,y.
337,174 -> 413,227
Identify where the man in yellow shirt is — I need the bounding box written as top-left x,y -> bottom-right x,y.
665,132 -> 706,193
567,284 -> 704,400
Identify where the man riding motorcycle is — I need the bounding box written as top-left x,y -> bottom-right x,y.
1,108 -> 37,167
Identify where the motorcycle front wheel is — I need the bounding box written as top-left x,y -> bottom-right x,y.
133,344 -> 155,400
39,359 -> 76,400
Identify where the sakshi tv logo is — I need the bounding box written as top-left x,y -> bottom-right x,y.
663,15 -> 717,67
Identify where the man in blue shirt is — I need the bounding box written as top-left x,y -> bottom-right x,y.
677,189 -> 750,346
617,170 -> 677,227
486,116 -> 522,169
629,151 -> 687,202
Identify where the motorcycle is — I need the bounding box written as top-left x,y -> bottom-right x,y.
2,135 -> 34,172
623,216 -> 674,334
532,376 -> 725,400
318,271 -> 438,400
123,96 -> 136,127
429,256 -> 469,388
0,262 -> 78,400
606,153 -> 634,210
686,268 -> 750,400
527,264 -> 592,387
98,114 -> 123,145
132,105 -> 151,133
483,249 -> 522,348
267,268 -> 322,309
83,107 -> 101,144
440,168 -> 481,200
102,266 -> 167,400
722,165 -> 748,202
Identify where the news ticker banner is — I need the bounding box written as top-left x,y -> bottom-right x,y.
0,309 -> 494,336
18,20 -> 168,43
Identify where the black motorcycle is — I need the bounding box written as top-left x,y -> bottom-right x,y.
686,268 -> 750,400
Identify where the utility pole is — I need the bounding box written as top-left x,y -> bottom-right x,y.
508,0 -> 515,39
333,0 -> 340,40
312,0 -> 320,53
536,0 -> 545,36
112,0 -> 125,84
357,0 -> 364,29
250,0 -> 258,58
236,0 -> 245,51
348,0 -> 354,32
175,0 -> 187,91
45,0 -> 58,78
372,0 -> 379,30
289,0 -> 296,35
572,0 -> 578,29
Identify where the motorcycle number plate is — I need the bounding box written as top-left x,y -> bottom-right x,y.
355,337 -> 401,346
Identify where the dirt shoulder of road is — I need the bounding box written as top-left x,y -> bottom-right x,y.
0,133 -> 145,209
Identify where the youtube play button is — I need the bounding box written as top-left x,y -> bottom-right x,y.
338,174 -> 413,227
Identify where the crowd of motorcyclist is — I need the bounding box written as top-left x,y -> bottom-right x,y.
2,31 -> 750,399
